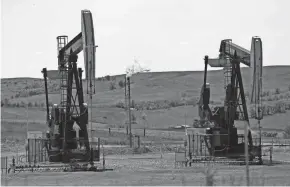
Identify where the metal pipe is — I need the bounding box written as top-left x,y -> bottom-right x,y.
127,77 -> 132,148
26,103 -> 28,139
258,120 -> 262,164
204,56 -> 209,88
41,68 -> 50,122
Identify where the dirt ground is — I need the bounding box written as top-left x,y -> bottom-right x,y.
2,152 -> 290,186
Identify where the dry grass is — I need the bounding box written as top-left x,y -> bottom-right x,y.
2,151 -> 290,186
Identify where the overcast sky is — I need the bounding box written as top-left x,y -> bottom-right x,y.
1,0 -> 289,78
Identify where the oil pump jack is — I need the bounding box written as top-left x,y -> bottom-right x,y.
199,37 -> 263,160
41,10 -> 99,163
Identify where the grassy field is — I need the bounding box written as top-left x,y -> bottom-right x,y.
1,66 -> 290,140
2,152 -> 290,186
1,67 -> 290,186
2,66 -> 290,105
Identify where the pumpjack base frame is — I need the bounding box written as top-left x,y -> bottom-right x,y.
212,144 -> 261,159
48,149 -> 100,163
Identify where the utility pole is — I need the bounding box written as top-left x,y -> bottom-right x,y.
124,75 -> 128,131
127,76 -> 132,148
26,103 -> 29,138
124,75 -> 127,110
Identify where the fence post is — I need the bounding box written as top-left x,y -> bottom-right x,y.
196,134 -> 199,156
12,156 -> 15,173
28,139 -> 30,165
188,134 -> 191,157
98,138 -> 101,161
109,128 -> 111,135
192,134 -> 195,157
200,136 -> 203,157
138,136 -> 140,148
269,147 -> 273,165
6,156 -> 8,175
38,139 -> 41,162
144,128 -> 146,137
102,143 -> 105,170
34,139 -> 36,166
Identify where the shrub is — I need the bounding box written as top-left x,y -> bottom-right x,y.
275,101 -> 286,113
116,101 -> 125,108
169,100 -> 178,107
105,75 -> 111,81
19,101 -> 26,107
283,125 -> 290,138
3,98 -> 10,106
109,82 -> 116,90
28,102 -> 33,107
131,113 -> 136,122
118,80 -> 124,88
275,88 -> 280,94
262,91 -> 270,97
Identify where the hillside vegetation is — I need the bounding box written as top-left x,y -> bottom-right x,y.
1,66 -> 290,133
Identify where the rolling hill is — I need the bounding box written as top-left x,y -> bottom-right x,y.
1,65 -> 290,138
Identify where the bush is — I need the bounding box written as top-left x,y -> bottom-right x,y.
262,132 -> 278,137
3,98 -> 9,106
118,80 -> 124,88
116,101 -> 125,108
19,101 -> 25,107
105,75 -> 111,81
283,125 -> 290,138
169,100 -> 178,107
109,82 -> 116,90
249,100 -> 290,119
28,102 -> 33,107
131,113 -> 136,122
275,88 -> 281,94
262,91 -> 270,97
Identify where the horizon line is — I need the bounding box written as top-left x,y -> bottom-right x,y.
1,65 -> 289,80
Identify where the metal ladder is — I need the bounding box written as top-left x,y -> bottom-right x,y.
60,67 -> 68,109
223,39 -> 232,91
57,36 -> 69,150
56,36 -> 69,109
